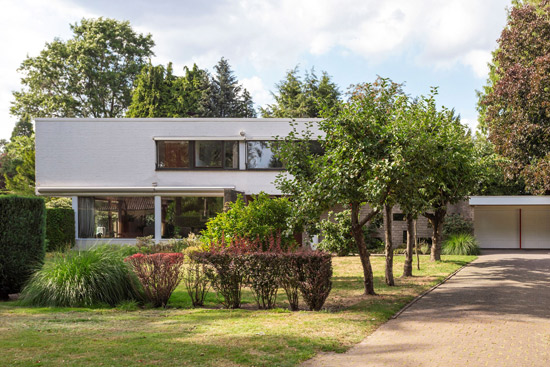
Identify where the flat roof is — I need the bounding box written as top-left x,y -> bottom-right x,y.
34,117 -> 323,123
470,196 -> 550,206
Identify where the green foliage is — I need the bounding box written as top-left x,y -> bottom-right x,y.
0,195 -> 46,299
45,197 -> 72,209
11,17 -> 154,119
442,234 -> 481,255
442,214 -> 474,239
261,66 -> 340,118
479,1 -> 550,193
127,63 -> 211,117
201,193 -> 296,249
135,234 -> 202,254
201,57 -> 256,117
20,247 -> 143,307
473,133 -> 525,195
10,114 -> 34,140
45,208 -> 75,252
1,135 -> 35,195
318,210 -> 382,256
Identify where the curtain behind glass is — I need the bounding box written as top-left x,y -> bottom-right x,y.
78,197 -> 95,238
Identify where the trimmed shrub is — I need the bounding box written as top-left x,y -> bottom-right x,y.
125,253 -> 185,308
20,247 -> 142,307
292,251 -> 333,311
442,234 -> 481,255
46,208 -> 75,252
246,252 -> 282,309
0,195 -> 46,299
442,214 -> 474,239
182,260 -> 210,307
191,243 -> 249,309
201,193 -> 296,250
279,254 -> 300,311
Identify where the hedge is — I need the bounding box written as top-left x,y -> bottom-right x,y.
0,195 -> 46,299
46,208 -> 75,252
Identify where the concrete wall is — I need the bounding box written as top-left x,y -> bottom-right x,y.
35,118 -> 322,196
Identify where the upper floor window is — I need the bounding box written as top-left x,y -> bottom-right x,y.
246,141 -> 284,169
156,140 -> 238,170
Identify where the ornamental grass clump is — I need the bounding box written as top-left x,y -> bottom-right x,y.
20,248 -> 142,307
442,234 -> 481,255
125,253 -> 185,308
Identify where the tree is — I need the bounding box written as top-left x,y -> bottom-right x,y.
202,58 -> 256,117
127,63 -> 210,117
479,1 -> 550,193
261,67 -> 340,118
11,114 -> 34,139
276,78 -> 404,294
11,17 -> 154,119
1,135 -> 35,196
420,109 -> 478,261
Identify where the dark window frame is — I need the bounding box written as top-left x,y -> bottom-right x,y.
156,140 -> 239,171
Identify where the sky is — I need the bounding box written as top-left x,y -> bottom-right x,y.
0,0 -> 513,140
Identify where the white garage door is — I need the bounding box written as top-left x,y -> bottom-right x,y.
521,208 -> 550,249
474,207 -> 519,249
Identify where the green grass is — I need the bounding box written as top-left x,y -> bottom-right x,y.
0,255 -> 475,367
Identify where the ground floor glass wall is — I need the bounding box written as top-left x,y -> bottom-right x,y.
78,197 -> 155,238
161,197 -> 223,238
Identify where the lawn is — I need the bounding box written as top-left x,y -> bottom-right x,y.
0,255 -> 475,367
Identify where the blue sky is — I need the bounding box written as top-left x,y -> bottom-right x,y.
0,0 -> 513,140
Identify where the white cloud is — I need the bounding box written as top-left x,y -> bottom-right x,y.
240,76 -> 273,112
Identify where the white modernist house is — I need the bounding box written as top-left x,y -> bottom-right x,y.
35,118 -> 322,247
470,196 -> 550,249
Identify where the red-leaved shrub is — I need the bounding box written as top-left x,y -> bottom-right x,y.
291,251 -> 333,311
125,253 -> 184,308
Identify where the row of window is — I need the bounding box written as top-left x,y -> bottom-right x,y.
156,140 -> 284,170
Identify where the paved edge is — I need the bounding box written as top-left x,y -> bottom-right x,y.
390,259 -> 474,319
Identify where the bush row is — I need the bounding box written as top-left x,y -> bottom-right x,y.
191,238 -> 333,311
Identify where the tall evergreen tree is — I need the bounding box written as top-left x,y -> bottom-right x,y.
261,67 -> 340,118
202,58 -> 257,117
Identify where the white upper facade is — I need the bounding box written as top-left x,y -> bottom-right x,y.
35,118 -> 322,197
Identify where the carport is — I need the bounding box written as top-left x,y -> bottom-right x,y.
470,196 -> 550,249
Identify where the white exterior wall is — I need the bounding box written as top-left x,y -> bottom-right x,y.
35,118 -> 322,196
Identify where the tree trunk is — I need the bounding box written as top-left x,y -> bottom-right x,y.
415,219 -> 420,271
384,204 -> 395,286
351,202 -> 376,295
402,214 -> 414,277
426,207 -> 446,261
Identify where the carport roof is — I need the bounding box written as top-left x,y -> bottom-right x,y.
470,196 -> 550,206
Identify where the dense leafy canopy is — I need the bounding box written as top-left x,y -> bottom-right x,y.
261,67 -> 340,118
127,63 -> 210,117
479,0 -> 550,193
11,17 -> 154,119
128,58 -> 255,118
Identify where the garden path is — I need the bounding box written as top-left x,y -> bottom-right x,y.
302,252 -> 550,367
